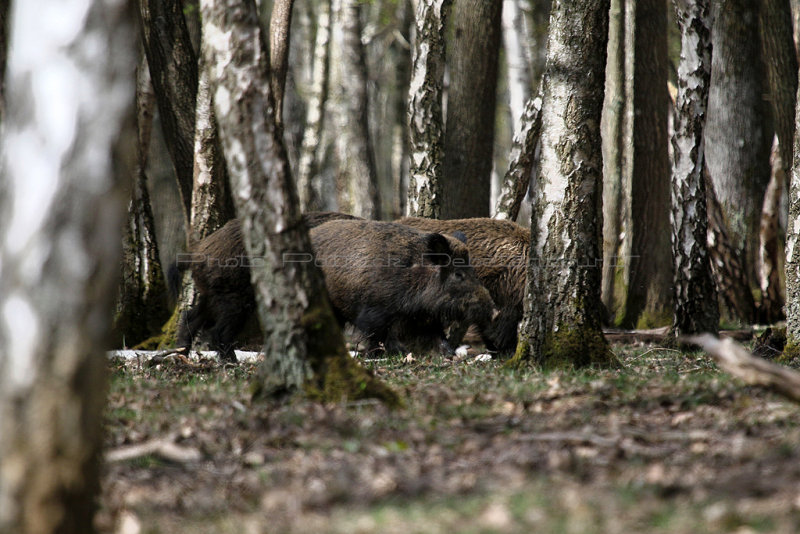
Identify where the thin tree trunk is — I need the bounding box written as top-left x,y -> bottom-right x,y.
758,0 -> 797,323
441,0 -> 502,219
406,0 -> 452,218
0,0 -> 9,125
200,0 -> 397,404
297,0 -> 332,211
139,0 -> 198,230
511,0 -> 613,368
619,0 -> 672,328
671,0 -> 719,338
331,0 -> 381,219
189,56 -> 236,245
493,92 -> 542,222
786,34 -> 800,345
601,0 -> 625,321
0,0 -> 136,531
502,0 -> 533,136
760,139 -> 785,323
270,0 -> 295,129
115,54 -> 170,347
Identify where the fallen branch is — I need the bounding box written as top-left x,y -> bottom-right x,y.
107,435 -> 202,464
686,334 -> 800,404
603,327 -> 752,345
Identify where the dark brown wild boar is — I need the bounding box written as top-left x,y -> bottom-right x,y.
169,213 -> 360,360
396,217 -> 530,352
309,219 -> 496,354
169,214 -> 494,359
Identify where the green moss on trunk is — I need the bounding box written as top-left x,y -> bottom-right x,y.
508,325 -> 618,369
301,304 -> 401,408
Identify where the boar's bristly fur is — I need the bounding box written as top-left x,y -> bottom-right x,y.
397,217 -> 530,353
309,220 -> 496,355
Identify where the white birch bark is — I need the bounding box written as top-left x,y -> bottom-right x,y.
0,0 -> 135,531
513,0 -> 611,367
406,0 -> 451,218
671,0 -> 719,337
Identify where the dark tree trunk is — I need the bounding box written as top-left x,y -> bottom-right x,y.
200,0 -> 397,404
0,0 -> 136,531
406,0 -> 452,219
511,0 -> 613,368
619,0 -> 672,328
331,0 -> 381,219
139,0 -> 198,230
441,0 -> 502,219
671,0 -> 719,338
758,0 -> 797,323
704,0 -> 772,302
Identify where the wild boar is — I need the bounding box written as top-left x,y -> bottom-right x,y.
309,219 -> 496,355
169,214 -> 494,359
396,217 -> 530,352
170,213 -> 355,360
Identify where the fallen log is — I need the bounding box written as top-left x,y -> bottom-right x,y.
686,334 -> 800,404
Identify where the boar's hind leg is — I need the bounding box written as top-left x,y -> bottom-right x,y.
177,297 -> 210,350
353,307 -> 397,356
206,293 -> 254,362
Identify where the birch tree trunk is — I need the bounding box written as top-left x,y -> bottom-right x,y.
786,19 -> 800,346
200,0 -> 397,404
619,0 -> 672,328
502,0 -> 533,136
671,0 -> 719,338
511,0 -> 613,368
115,54 -> 170,347
330,0 -> 380,219
406,0 -> 451,219
600,0 -> 625,320
297,0 -> 332,211
493,93 -> 542,222
138,0 -> 198,230
0,0 -> 136,531
270,0 -> 295,129
441,0 -> 502,219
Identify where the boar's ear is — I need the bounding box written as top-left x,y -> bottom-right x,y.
451,231 -> 467,244
423,233 -> 454,265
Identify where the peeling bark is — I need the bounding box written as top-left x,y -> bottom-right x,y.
0,0 -> 136,531
493,93 -> 541,222
200,0 -> 397,404
406,0 -> 451,219
670,0 -> 719,337
512,0 -> 612,368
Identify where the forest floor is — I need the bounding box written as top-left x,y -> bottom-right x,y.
99,339 -> 800,534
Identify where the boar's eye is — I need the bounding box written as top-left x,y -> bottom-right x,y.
454,270 -> 465,281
